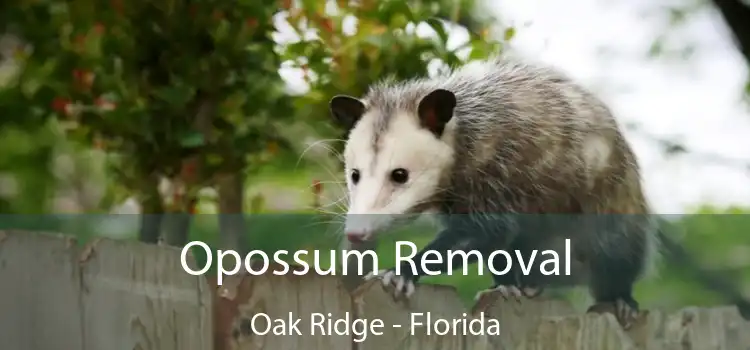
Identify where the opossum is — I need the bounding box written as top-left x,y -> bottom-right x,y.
328,56 -> 750,328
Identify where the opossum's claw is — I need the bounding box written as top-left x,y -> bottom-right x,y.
363,269 -> 388,281
587,298 -> 640,330
615,298 -> 640,330
377,268 -> 417,300
522,286 -> 543,298
474,284 -> 541,304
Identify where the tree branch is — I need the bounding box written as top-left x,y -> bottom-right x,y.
628,126 -> 750,173
711,0 -> 750,66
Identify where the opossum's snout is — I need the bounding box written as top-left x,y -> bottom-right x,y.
345,232 -> 364,243
343,212 -> 396,243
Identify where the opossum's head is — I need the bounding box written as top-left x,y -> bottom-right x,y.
329,89 -> 457,243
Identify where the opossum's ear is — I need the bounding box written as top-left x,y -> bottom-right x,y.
329,95 -> 365,130
417,89 -> 456,137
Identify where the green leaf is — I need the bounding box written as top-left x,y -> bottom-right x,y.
179,131 -> 205,148
390,1 -> 415,22
212,19 -> 231,43
153,85 -> 196,106
468,40 -> 490,60
503,27 -> 515,42
390,13 -> 409,29
426,17 -> 449,45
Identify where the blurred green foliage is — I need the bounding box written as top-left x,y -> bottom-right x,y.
0,0 -> 503,240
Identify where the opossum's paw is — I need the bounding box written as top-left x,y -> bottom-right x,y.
364,268 -> 416,300
614,298 -> 640,330
470,284 -> 542,316
519,285 -> 544,298
586,297 -> 640,330
474,284 -> 542,303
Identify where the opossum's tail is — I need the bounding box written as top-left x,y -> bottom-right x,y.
656,225 -> 750,320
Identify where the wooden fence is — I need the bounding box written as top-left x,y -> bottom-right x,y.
1,230 -> 748,350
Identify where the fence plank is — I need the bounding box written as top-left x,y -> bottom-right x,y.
0,230 -> 84,350
78,238 -> 212,350
477,295 -> 577,349
212,263 -> 352,350
216,267 -> 750,349
353,280 -> 490,350
0,230 -> 211,350
517,313 -> 637,350
660,306 -> 750,350
4,229 -> 750,350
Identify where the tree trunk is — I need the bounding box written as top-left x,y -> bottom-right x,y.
161,210 -> 193,246
340,238 -> 379,291
161,192 -> 196,247
160,96 -> 216,247
217,172 -> 247,253
164,212 -> 193,247
138,175 -> 164,244
711,0 -> 750,67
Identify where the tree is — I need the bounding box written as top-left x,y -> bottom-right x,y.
648,0 -> 750,98
282,0 -> 505,157
633,0 -> 750,174
710,0 -> 750,69
0,0 -> 296,251
0,0 -> 506,254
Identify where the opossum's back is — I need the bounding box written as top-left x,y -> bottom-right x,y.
447,60 -> 642,213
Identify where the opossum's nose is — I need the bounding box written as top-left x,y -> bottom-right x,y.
346,232 -> 366,243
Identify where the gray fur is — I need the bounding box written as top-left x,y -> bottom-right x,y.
363,56 -> 652,218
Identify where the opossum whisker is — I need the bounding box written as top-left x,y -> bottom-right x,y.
295,138 -> 346,169
323,196 -> 349,213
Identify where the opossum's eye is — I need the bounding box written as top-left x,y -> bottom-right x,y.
350,169 -> 361,184
390,168 -> 409,184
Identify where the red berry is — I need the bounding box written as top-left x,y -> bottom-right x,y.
320,18 -> 334,32
180,159 -> 199,182
51,97 -> 70,113
93,23 -> 105,35
95,97 -> 115,111
110,0 -> 124,14
73,69 -> 95,87
312,179 -> 322,194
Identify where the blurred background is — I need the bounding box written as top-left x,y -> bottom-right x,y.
0,0 -> 748,312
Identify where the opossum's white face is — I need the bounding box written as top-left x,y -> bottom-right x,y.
329,89 -> 457,243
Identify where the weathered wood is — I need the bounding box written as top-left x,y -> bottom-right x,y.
3,230 -> 750,350
79,237 -> 213,350
212,262 -> 352,350
512,304 -> 750,350
0,230 -> 84,350
0,230 -> 212,350
660,306 -> 750,350
478,295 -> 577,349
518,313 -> 637,350
352,279 -> 491,350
